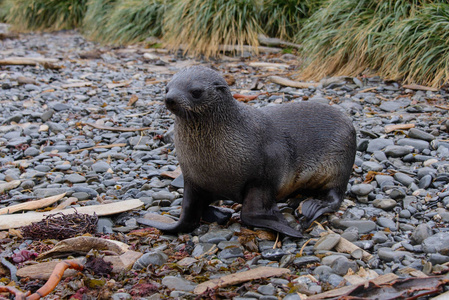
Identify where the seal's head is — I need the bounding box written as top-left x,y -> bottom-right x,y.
165,66 -> 232,118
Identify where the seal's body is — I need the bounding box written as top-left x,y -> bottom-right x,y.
143,66 -> 356,237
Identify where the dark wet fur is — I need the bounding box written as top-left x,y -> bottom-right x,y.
145,66 -> 356,238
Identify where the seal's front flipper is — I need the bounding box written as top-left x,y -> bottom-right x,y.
240,186 -> 303,238
298,188 -> 343,229
137,182 -> 211,233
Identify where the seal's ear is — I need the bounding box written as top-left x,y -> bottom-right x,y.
213,81 -> 227,90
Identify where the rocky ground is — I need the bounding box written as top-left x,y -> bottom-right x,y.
1,29 -> 449,299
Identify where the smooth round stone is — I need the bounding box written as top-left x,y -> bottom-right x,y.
378,247 -> 408,262
97,218 -> 114,234
312,265 -> 333,276
351,184 -> 374,196
411,223 -> 433,245
376,217 -> 397,231
331,256 -> 358,276
372,231 -> 388,244
373,151 -> 387,162
379,99 -> 410,112
375,175 -> 394,186
199,229 -> 232,243
41,109 -> 54,121
373,198 -> 397,210
293,256 -> 320,267
397,138 -> 430,152
257,284 -> 276,296
325,274 -> 344,287
92,161 -> 110,173
65,173 -> 86,183
418,175 -> 433,189
331,220 -> 376,234
218,246 -> 244,260
393,173 -> 415,186
362,161 -> 383,172
399,209 -> 411,218
24,147 -> 40,156
389,188 -> 406,200
384,145 -> 413,157
34,187 -> 68,198
133,251 -> 168,270
72,191 -> 90,200
422,232 -> 449,254
408,128 -> 434,142
366,138 -> 394,153
314,233 -> 341,251
21,180 -> 35,190
161,276 -> 197,292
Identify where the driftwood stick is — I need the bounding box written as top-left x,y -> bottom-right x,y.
384,123 -> 415,133
0,57 -> 59,66
0,193 -> 66,215
0,199 -> 144,230
403,84 -> 438,92
268,76 -> 319,88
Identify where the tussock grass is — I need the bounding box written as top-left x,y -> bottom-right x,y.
296,0 -> 449,87
261,0 -> 321,41
82,0 -> 117,41
163,0 -> 263,57
0,0 -> 13,23
92,0 -> 169,44
377,3 -> 449,87
6,0 -> 87,31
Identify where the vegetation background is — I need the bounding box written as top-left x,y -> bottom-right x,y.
0,0 -> 448,87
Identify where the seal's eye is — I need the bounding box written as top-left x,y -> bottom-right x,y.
165,87 -> 169,93
191,89 -> 203,99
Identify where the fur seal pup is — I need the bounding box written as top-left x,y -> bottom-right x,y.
141,66 -> 356,238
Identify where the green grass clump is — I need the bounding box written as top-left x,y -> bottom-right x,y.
164,0 -> 263,57
82,0 -> 117,41
296,0 -> 449,87
261,0 -> 321,41
89,0 -> 169,45
0,0 -> 13,23
6,0 -> 87,31
377,3 -> 449,87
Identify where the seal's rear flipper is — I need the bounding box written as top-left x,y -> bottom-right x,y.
241,186 -> 304,238
298,188 -> 343,229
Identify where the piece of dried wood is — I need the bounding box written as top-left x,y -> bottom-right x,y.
0,193 -> 66,215
54,197 -> 78,210
403,84 -> 439,92
61,81 -> 93,89
306,273 -> 399,300
0,57 -> 59,66
194,266 -> 290,294
69,143 -> 127,154
16,259 -> 84,280
83,122 -> 152,132
0,199 -> 144,230
384,123 -> 415,133
38,236 -> 130,259
248,62 -> 289,69
258,35 -> 302,49
268,76 -> 319,88
334,235 -> 373,262
0,180 -> 21,193
106,80 -> 132,89
160,166 -> 182,179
